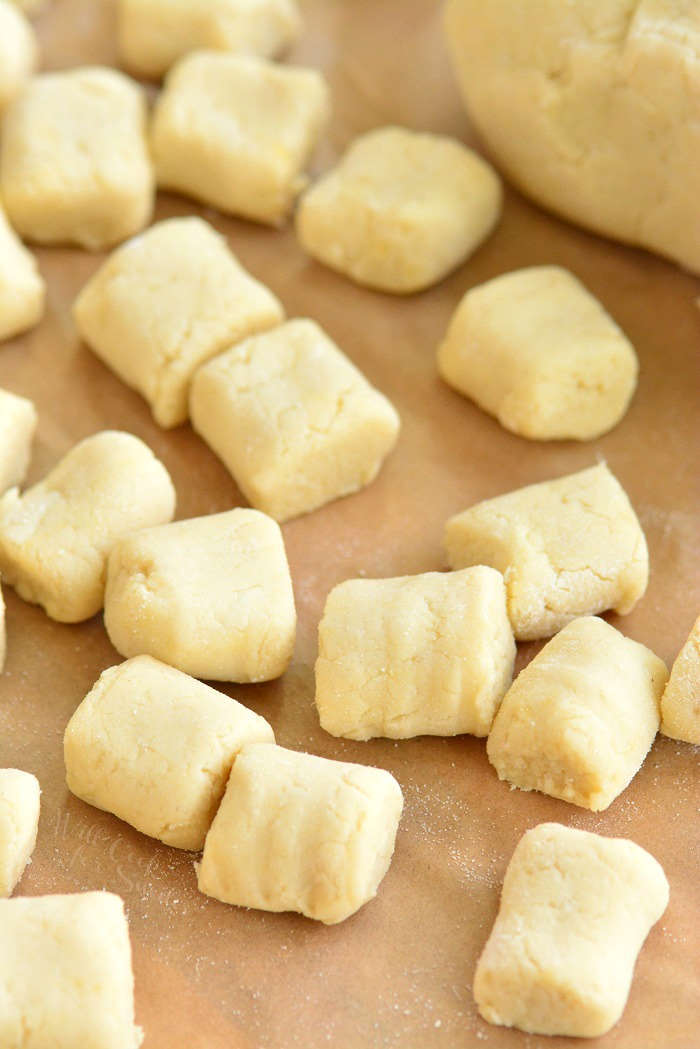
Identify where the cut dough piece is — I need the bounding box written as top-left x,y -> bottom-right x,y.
198,743 -> 403,923
0,431 -> 175,623
118,0 -> 302,79
65,655 -> 274,850
0,769 -> 40,897
190,318 -> 400,522
73,217 -> 283,428
0,388 -> 37,495
0,0 -> 36,113
474,823 -> 669,1037
444,462 -> 648,640
660,614 -> 700,744
0,891 -> 142,1048
151,52 -> 330,225
437,266 -> 638,440
315,566 -> 514,740
0,207 -> 45,342
296,126 -> 502,293
105,509 -> 296,682
0,66 -> 153,250
487,616 -> 667,810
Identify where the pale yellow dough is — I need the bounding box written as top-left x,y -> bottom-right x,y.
474,823 -> 669,1037
65,655 -> 275,850
444,462 -> 648,641
660,613 -> 700,744
73,217 -> 283,428
0,891 -> 142,1049
190,318 -> 400,522
198,743 -> 403,923
315,566 -> 514,740
0,0 -> 36,113
0,388 -> 37,495
487,616 -> 667,810
437,266 -> 638,440
118,0 -> 302,79
0,769 -> 40,897
0,431 -> 176,623
152,52 -> 330,225
1,67 -> 153,250
296,126 -> 502,294
105,509 -> 296,682
0,208 -> 45,342
0,586 -> 4,672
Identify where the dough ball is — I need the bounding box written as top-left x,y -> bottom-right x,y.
105,509 -> 296,682
0,0 -> 36,113
315,566 -> 514,740
1,67 -> 153,250
487,616 -> 668,811
0,431 -> 176,623
118,0 -> 302,79
65,655 -> 275,850
0,207 -> 45,342
660,613 -> 700,744
296,125 -> 502,294
474,822 -> 669,1037
73,216 -> 283,428
437,265 -> 638,440
0,768 -> 40,897
444,0 -> 700,275
444,462 -> 648,640
152,52 -> 330,225
0,388 -> 37,495
190,318 -> 400,522
0,891 -> 142,1049
198,743 -> 403,923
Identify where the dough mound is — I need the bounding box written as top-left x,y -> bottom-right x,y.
444,0 -> 700,274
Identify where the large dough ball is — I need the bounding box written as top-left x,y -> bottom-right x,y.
444,0 -> 700,274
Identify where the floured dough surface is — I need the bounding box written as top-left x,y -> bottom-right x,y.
0,208 -> 45,342
660,613 -> 700,744
0,0 -> 36,113
487,616 -> 668,810
0,388 -> 37,495
474,823 -> 669,1037
0,768 -> 40,897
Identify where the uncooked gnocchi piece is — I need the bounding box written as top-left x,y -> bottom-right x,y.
437,266 -> 638,440
118,0 -> 302,79
190,318 -> 400,522
0,768 -> 40,897
296,126 -> 501,293
0,388 -> 36,495
315,566 -> 514,739
152,52 -> 330,225
0,431 -> 175,623
64,655 -> 274,850
0,208 -> 45,342
0,891 -> 142,1049
0,0 -> 36,113
444,462 -> 648,640
198,743 -> 403,923
474,823 -> 669,1037
0,67 -> 153,250
487,616 -> 668,810
105,509 -> 296,682
660,614 -> 700,745
73,216 -> 283,427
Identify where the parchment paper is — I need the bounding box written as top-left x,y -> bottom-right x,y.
0,2 -> 698,1047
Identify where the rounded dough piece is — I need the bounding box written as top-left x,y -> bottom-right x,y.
0,388 -> 37,496
0,208 -> 45,342
0,768 -> 40,897
0,0 -> 36,113
660,613 -> 700,744
444,0 -> 700,274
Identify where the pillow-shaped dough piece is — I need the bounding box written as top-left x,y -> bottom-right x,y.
190,318 -> 400,522
444,462 -> 648,641
105,509 -> 296,682
660,614 -> 700,744
296,126 -> 502,294
474,823 -> 669,1037
0,208 -> 45,342
0,388 -> 36,495
1,67 -> 153,250
0,891 -> 142,1049
198,743 -> 403,923
0,0 -> 36,113
437,266 -> 638,440
118,0 -> 302,79
315,566 -> 514,740
487,616 -> 667,810
152,52 -> 330,225
0,431 -> 175,623
65,655 -> 274,850
73,217 -> 283,428
0,769 -> 40,897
